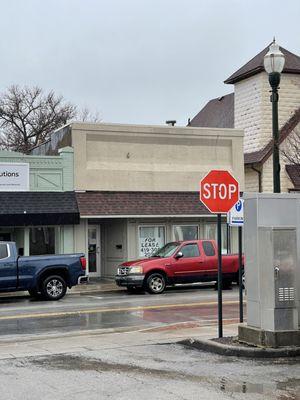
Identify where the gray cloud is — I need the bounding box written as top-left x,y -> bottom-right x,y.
0,0 -> 299,126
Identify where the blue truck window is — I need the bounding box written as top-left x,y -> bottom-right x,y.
0,244 -> 8,259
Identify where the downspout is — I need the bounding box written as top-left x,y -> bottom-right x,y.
251,165 -> 262,193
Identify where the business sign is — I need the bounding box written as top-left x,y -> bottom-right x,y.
0,163 -> 29,191
227,199 -> 244,226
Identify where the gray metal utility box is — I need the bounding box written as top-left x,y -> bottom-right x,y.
239,193 -> 300,347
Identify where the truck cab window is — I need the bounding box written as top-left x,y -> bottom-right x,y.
203,241 -> 215,256
0,244 -> 8,259
180,243 -> 200,258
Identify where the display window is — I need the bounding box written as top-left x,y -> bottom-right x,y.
173,225 -> 199,241
30,227 -> 55,255
138,226 -> 165,257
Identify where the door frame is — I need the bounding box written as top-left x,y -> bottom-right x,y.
87,224 -> 101,277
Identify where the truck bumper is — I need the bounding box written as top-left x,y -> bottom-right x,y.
115,274 -> 145,288
78,275 -> 89,284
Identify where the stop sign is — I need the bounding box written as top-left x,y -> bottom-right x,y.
199,170 -> 239,213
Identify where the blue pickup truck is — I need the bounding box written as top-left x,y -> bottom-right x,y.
0,242 -> 88,300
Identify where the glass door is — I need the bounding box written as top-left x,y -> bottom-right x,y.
88,225 -> 101,277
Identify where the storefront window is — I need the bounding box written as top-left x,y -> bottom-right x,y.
173,225 -> 198,241
139,226 -> 165,257
30,227 -> 55,255
204,223 -> 228,254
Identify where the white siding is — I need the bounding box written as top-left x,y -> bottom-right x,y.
262,153 -> 294,193
245,167 -> 260,192
235,72 -> 300,154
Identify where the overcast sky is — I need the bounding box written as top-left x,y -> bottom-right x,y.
0,0 -> 299,126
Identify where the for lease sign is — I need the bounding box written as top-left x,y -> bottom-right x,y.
139,237 -> 164,258
0,163 -> 29,191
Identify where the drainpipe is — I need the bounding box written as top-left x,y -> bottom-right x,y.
251,165 -> 262,193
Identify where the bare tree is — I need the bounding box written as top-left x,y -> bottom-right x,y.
281,124 -> 300,165
0,85 -> 100,154
79,107 -> 101,123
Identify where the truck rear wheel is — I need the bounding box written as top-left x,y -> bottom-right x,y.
40,275 -> 67,301
146,273 -> 166,294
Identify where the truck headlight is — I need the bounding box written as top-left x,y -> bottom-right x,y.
128,266 -> 143,274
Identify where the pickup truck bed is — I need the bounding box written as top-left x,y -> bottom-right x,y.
0,241 -> 88,300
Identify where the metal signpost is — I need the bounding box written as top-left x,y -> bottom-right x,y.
200,170 -> 240,338
228,199 -> 244,323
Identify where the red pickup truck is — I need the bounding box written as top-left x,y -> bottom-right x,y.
115,239 -> 244,294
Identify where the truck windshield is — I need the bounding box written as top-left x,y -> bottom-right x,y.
152,242 -> 180,258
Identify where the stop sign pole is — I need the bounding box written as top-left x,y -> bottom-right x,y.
200,170 -> 240,338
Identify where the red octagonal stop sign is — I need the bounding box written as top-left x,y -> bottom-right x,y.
199,170 -> 239,214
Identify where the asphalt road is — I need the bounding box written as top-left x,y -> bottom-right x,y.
0,284 -> 245,339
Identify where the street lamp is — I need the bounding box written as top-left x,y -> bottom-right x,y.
264,39 -> 285,193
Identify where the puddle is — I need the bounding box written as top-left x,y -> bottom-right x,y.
219,376 -> 300,398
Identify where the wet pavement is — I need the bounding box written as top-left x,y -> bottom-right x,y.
0,339 -> 299,399
0,284 -> 298,400
0,284 -> 244,339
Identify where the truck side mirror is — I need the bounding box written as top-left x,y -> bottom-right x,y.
175,251 -> 183,259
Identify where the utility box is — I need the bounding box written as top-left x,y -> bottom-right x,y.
239,193 -> 300,348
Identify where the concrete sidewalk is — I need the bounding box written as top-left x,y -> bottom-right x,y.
0,321 -> 239,359
0,322 -> 298,400
69,278 -> 122,294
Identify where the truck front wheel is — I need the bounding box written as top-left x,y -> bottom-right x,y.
145,273 -> 166,294
41,275 -> 67,301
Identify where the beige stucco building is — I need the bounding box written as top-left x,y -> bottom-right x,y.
190,43 -> 300,193
33,122 -> 244,277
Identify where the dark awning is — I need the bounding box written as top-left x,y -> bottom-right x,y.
76,191 -> 211,217
0,192 -> 79,226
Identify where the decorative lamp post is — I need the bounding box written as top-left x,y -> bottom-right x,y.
264,39 -> 285,193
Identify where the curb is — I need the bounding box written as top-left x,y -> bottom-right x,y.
0,287 -> 124,299
179,337 -> 300,358
0,324 -> 147,344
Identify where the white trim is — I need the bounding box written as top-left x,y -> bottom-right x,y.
81,214 -> 215,219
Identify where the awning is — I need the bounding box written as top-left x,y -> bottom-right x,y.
0,192 -> 80,226
76,191 -> 211,217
